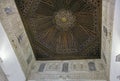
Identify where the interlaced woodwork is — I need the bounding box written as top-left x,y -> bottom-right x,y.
15,0 -> 102,60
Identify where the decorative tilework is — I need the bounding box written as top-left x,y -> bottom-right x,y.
38,63 -> 46,72
70,62 -> 88,72
62,63 -> 68,72
45,62 -> 61,72
28,60 -> 106,81
88,62 -> 96,71
4,7 -> 14,15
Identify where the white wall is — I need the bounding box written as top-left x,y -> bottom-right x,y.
110,0 -> 120,81
0,65 -> 8,81
0,22 -> 26,81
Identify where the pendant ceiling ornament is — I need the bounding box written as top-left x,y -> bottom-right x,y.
15,0 -> 102,60
55,9 -> 76,31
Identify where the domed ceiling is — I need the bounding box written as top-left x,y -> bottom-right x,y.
15,0 -> 102,60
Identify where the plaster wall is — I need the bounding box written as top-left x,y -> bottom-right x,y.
0,0 -> 35,79
101,0 -> 116,80
0,22 -> 25,81
110,0 -> 120,81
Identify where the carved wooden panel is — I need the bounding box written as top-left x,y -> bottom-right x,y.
15,0 -> 102,60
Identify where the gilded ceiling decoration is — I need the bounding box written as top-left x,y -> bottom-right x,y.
15,0 -> 102,60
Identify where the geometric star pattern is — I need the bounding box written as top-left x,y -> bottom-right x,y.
15,0 -> 102,60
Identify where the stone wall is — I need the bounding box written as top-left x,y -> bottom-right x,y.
101,0 -> 116,80
0,0 -> 35,79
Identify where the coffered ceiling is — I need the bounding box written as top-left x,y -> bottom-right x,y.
15,0 -> 102,60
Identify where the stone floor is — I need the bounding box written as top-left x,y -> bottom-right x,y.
28,59 -> 106,81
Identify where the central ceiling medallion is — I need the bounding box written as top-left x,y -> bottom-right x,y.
55,10 -> 76,31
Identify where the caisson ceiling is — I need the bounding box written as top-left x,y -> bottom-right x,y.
15,0 -> 102,60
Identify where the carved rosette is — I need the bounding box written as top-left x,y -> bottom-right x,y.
55,10 -> 76,31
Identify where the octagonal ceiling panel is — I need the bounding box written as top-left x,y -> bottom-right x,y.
15,0 -> 102,60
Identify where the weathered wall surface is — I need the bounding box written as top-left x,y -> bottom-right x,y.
0,0 -> 35,79
101,0 -> 116,80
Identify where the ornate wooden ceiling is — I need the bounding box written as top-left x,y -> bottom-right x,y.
15,0 -> 102,60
